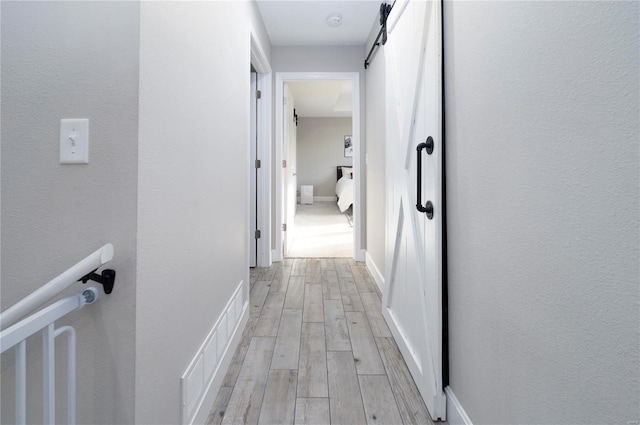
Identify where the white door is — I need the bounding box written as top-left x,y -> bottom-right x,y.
382,0 -> 445,420
250,71 -> 258,267
283,84 -> 297,256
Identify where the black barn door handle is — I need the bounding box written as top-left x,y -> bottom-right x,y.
416,137 -> 434,219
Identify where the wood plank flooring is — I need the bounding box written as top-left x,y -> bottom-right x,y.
207,259 -> 438,425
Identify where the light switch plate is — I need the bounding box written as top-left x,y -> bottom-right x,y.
60,119 -> 89,164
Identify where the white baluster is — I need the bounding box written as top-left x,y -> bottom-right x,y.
15,340 -> 26,425
55,326 -> 76,425
43,323 -> 55,424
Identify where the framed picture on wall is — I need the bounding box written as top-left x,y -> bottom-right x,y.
344,135 -> 353,157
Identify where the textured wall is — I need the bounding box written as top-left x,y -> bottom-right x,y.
136,2 -> 270,423
297,117 -> 353,197
1,2 -> 139,423
444,1 -> 639,423
363,21 -> 387,280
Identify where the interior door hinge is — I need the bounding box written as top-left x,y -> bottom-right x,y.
282,223 -> 287,232
282,160 -> 287,168
283,97 -> 287,105
255,159 -> 261,169
256,90 -> 262,99
255,229 -> 261,239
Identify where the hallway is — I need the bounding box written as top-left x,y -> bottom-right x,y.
208,259 -> 437,425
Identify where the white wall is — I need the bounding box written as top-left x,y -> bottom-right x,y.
1,1 -> 272,423
297,117 -> 353,197
1,2 -> 139,423
363,23 -> 386,282
272,45 -> 364,74
136,2 -> 270,423
444,2 -> 639,423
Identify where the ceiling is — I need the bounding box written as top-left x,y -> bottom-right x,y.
256,1 -> 380,46
288,80 -> 353,118
257,1 -> 378,117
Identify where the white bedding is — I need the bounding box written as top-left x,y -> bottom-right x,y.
336,176 -> 354,212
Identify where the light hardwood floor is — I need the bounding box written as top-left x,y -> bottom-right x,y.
207,258 -> 438,425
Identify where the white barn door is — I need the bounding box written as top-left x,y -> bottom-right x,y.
382,0 -> 445,420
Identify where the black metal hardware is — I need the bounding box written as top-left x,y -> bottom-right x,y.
79,268 -> 116,294
379,2 -> 393,44
364,2 -> 394,69
425,136 -> 434,154
425,200 -> 434,219
416,138 -> 434,219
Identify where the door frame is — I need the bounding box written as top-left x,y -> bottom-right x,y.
250,70 -> 258,267
273,71 -> 363,262
249,33 -> 272,268
283,83 -> 297,257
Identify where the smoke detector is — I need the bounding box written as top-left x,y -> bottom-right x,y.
326,13 -> 342,27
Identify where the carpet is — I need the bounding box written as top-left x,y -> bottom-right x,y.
286,202 -> 353,258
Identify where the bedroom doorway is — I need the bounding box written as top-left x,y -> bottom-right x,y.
287,80 -> 354,258
275,72 -> 362,261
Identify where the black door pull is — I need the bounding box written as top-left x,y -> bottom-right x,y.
416,137 -> 434,219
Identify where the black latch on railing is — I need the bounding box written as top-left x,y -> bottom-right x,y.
79,269 -> 116,294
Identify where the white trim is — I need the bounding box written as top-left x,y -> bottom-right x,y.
365,251 -> 385,294
251,33 -> 272,267
249,71 -> 258,268
191,304 -> 248,425
275,72 -> 362,263
256,71 -> 272,267
182,281 -> 249,425
250,33 -> 271,74
445,387 -> 474,425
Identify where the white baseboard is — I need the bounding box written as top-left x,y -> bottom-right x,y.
181,281 -> 249,425
298,196 -> 338,204
314,196 -> 337,202
272,249 -> 282,263
365,251 -> 385,293
445,386 -> 473,425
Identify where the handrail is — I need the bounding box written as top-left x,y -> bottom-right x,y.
0,287 -> 100,425
0,288 -> 99,354
0,244 -> 114,330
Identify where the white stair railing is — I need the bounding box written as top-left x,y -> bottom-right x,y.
0,244 -> 115,425
1,243 -> 113,330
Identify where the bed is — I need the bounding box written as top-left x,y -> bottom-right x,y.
336,166 -> 354,213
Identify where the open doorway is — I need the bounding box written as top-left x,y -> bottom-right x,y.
275,72 -> 362,261
287,80 -> 354,257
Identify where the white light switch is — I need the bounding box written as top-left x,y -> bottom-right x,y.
60,119 -> 89,164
